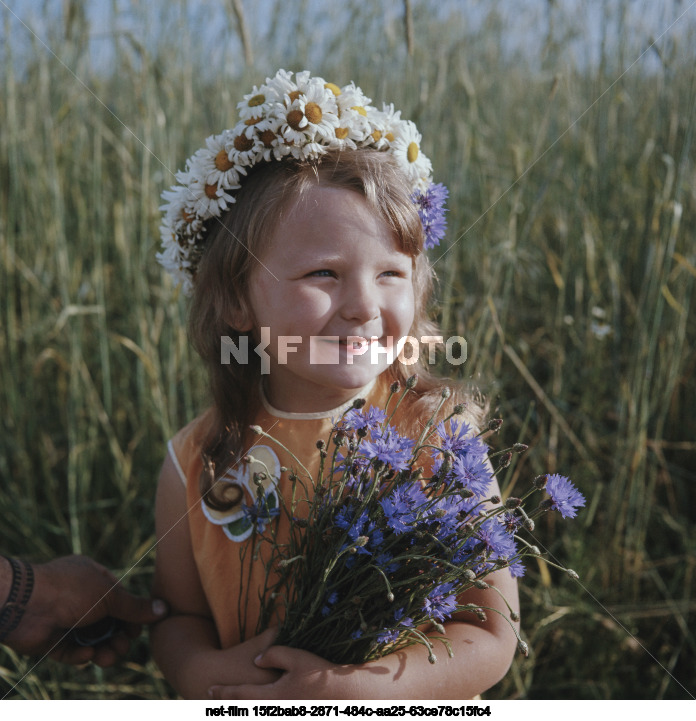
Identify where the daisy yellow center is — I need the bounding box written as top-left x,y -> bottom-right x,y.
259,129 -> 276,147
248,93 -> 265,107
324,82 -> 341,96
305,102 -> 323,125
287,109 -> 305,130
407,141 -> 419,163
351,106 -> 367,116
244,117 -> 262,126
386,131 -> 395,142
335,127 -> 350,139
371,129 -> 382,142
204,184 -> 219,199
288,90 -> 302,102
214,149 -> 234,171
182,210 -> 194,223
234,134 -> 254,152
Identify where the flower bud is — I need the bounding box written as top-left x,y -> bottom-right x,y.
533,474 -> 548,489
566,568 -> 579,580
433,623 -> 446,635
441,386 -> 451,399
504,497 -> 522,509
352,398 -> 366,409
513,443 -> 529,453
406,374 -> 418,389
354,535 -> 369,547
510,611 -> 520,622
250,425 -> 263,435
497,452 -> 513,470
488,418 -> 503,432
390,381 -> 401,394
517,640 -> 529,657
387,592 -> 395,603
475,608 -> 488,622
474,580 -> 489,590
463,569 -> 476,582
428,652 -> 437,664
530,545 -> 541,556
316,439 -> 326,450
453,403 -> 465,415
523,518 -> 535,532
490,494 -> 501,505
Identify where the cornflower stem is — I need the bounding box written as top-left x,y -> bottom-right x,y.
462,603 -> 527,653
410,442 -> 447,469
384,384 -> 411,427
251,426 -> 314,481
413,394 -> 450,451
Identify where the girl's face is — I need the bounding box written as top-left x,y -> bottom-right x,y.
241,185 -> 416,413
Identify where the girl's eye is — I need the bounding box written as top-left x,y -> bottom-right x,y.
307,269 -> 336,278
380,270 -> 405,278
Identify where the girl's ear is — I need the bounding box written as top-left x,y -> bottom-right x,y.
225,301 -> 254,332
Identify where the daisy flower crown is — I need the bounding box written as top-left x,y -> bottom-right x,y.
157,69 -> 448,294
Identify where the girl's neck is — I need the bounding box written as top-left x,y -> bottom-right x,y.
259,378 -> 378,419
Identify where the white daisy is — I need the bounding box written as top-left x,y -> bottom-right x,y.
187,179 -> 235,220
253,116 -> 292,162
378,103 -> 404,146
280,81 -> 339,145
389,119 -> 433,184
237,82 -> 278,122
288,141 -> 327,161
337,81 -> 372,116
334,106 -> 371,144
265,69 -> 297,100
191,134 -> 244,189
225,121 -> 264,167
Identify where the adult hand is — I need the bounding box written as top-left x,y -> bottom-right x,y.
1,555 -> 167,666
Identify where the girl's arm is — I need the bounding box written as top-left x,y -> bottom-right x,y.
150,453 -> 281,699
209,567 -> 518,700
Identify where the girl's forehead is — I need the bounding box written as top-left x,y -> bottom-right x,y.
270,186 -> 406,259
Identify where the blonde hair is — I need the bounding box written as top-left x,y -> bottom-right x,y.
188,149 -> 482,509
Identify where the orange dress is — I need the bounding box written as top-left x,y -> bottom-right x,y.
167,377 -> 413,648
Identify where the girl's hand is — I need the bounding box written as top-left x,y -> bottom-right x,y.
208,645 -> 367,700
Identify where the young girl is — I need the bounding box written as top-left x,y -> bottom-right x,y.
151,70 -> 519,700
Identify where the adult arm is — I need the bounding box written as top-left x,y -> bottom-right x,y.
0,554 -> 168,667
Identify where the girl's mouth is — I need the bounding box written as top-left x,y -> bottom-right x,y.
338,337 -> 379,354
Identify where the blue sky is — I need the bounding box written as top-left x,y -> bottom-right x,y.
3,0 -> 695,77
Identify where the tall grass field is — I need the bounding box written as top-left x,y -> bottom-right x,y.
1,0 -> 694,700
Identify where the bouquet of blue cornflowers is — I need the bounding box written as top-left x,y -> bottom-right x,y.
245,377 -> 585,664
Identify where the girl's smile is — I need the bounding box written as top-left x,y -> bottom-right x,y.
241,185 -> 416,413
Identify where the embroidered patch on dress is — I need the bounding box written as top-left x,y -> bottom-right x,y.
201,444 -> 281,542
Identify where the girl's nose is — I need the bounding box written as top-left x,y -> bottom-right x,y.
340,278 -> 379,324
